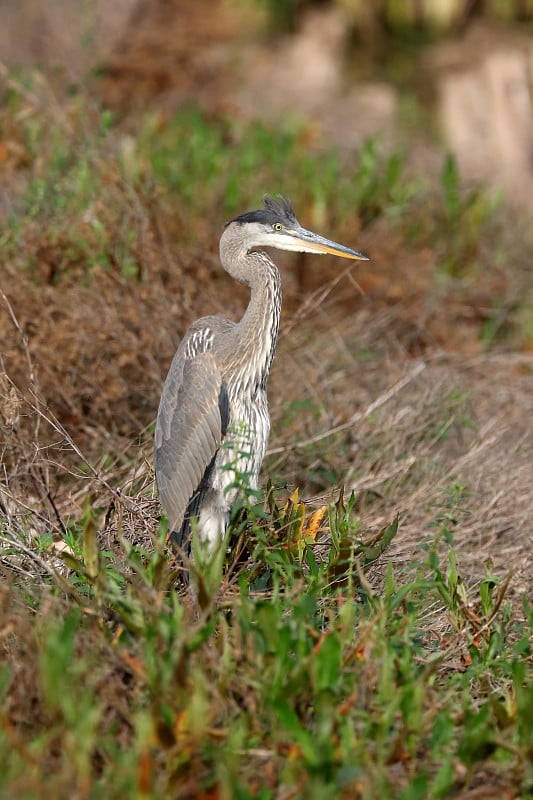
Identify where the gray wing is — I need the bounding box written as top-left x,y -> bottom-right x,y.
154,339 -> 226,533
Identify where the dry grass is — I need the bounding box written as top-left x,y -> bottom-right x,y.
2,265 -> 531,597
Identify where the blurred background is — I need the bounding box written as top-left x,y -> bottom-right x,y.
2,0 -> 533,199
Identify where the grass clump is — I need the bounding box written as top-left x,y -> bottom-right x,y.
1,495 -> 531,798
1,75 -> 154,283
140,106 -> 423,236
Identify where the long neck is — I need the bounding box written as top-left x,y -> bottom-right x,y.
220,231 -> 282,394
239,250 -> 281,391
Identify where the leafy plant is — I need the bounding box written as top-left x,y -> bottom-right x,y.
436,153 -> 502,276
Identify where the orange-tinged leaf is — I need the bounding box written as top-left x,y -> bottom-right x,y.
281,487 -> 300,515
312,633 -> 328,656
338,691 -> 358,716
112,625 -> 124,646
207,727 -> 228,739
287,743 -> 303,761
461,651 -> 472,667
137,750 -> 153,795
174,709 -> 188,739
281,487 -> 306,545
120,649 -> 146,679
302,505 -> 327,541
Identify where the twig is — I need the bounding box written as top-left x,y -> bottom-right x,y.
24,388 -> 137,510
281,264 -> 365,338
267,360 -> 426,454
0,534 -> 76,598
0,289 -> 42,444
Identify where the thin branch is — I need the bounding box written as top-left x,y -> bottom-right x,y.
267,360 -> 426,454
281,264 -> 365,338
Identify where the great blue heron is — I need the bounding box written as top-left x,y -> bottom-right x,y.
154,196 -> 367,556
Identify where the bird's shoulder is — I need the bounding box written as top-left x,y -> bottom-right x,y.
157,314 -> 234,422
179,314 -> 236,361
157,314 -> 234,420
155,333 -> 227,460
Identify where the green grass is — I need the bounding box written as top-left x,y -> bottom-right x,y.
1,495 -> 532,799
140,106 -> 424,233
2,76 -> 500,284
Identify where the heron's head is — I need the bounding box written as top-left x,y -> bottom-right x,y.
224,196 -> 368,261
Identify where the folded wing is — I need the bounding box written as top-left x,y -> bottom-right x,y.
154,349 -> 225,533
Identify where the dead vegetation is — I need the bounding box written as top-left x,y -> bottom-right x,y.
1,259 -> 531,595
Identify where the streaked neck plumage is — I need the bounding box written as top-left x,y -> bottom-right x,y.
219,225 -> 282,395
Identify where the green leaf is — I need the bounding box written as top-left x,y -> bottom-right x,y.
271,700 -> 318,765
313,634 -> 342,693
357,516 -> 399,565
479,576 -> 499,618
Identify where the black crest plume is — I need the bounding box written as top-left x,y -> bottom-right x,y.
226,195 -> 298,228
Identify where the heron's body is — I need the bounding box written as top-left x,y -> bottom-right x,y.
154,197 -> 366,556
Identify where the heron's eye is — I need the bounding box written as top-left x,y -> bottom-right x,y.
273,223 -> 283,231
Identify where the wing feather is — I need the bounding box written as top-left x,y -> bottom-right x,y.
154,345 -> 224,533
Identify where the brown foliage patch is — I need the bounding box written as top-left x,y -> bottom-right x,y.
1,239 -> 532,592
